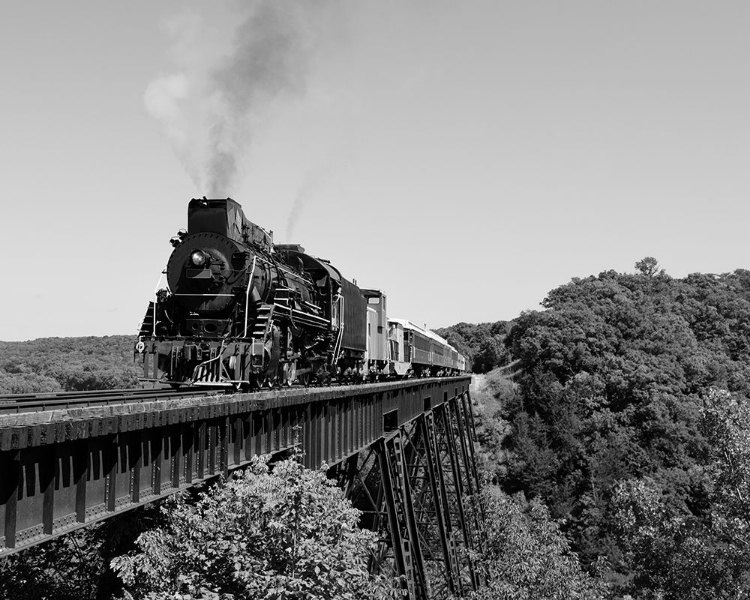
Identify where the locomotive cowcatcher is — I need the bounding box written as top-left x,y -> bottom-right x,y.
135,198 -> 367,388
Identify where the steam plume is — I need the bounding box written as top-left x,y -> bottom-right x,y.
286,168 -> 329,241
145,1 -> 324,196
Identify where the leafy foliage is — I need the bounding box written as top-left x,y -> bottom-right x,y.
609,476 -> 750,599
0,335 -> 139,393
112,456 -> 398,599
499,260 -> 750,597
467,488 -> 606,600
469,371 -> 515,484
0,507 -> 159,600
435,321 -> 511,373
700,389 -> 750,555
459,372 -> 606,598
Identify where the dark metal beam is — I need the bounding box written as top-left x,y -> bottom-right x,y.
0,377 -> 470,557
351,390 -> 483,599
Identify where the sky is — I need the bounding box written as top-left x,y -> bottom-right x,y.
1,1 -> 749,341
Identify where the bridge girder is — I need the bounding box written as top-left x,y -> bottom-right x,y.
0,377 -> 483,599
331,392 -> 484,599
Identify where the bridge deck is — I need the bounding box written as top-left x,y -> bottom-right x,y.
0,376 -> 471,556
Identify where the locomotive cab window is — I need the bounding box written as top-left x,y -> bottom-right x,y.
367,297 -> 381,304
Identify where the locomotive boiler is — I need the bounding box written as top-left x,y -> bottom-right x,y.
135,198 -> 367,387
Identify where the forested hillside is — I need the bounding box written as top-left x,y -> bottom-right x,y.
0,335 -> 139,393
495,258 -> 750,598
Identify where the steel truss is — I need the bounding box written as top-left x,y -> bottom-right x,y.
331,391 -> 484,599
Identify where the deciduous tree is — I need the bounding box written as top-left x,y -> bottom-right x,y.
112,457 -> 398,599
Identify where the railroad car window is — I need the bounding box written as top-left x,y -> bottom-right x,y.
368,297 -> 380,304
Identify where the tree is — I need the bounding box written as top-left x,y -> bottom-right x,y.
609,476 -> 750,599
0,335 -> 140,392
112,457 -> 398,599
700,389 -> 750,550
467,488 -> 606,600
435,321 -> 510,373
635,256 -> 661,277
0,507 -> 158,600
499,265 -> 750,595
473,338 -> 502,373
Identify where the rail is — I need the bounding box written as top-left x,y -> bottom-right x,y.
0,387 -> 224,414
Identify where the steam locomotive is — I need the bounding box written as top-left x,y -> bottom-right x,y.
135,198 -> 465,388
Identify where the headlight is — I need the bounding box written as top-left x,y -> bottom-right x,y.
190,251 -> 207,266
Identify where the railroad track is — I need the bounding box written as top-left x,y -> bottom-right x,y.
0,374 -> 467,415
0,387 -> 226,414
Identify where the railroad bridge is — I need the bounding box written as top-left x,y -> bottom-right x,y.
0,376 -> 482,598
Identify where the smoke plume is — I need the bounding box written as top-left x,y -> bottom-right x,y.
145,1 -> 324,197
286,168 -> 330,241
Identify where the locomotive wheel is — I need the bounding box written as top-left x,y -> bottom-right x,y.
282,361 -> 297,386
